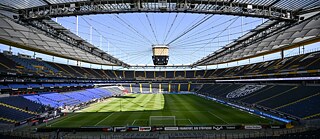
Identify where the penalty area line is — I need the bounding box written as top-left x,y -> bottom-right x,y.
132,120 -> 136,125
208,111 -> 229,124
95,113 -> 114,126
188,119 -> 194,125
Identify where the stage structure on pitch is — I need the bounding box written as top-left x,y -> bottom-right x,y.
152,45 -> 169,65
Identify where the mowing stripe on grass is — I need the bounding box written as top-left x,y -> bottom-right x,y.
94,113 -> 114,126
208,111 -> 229,124
44,94 -> 276,127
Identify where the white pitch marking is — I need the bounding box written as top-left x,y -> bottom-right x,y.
95,113 -> 114,126
132,120 -> 136,125
188,119 -> 194,125
50,113 -> 79,126
208,111 -> 229,124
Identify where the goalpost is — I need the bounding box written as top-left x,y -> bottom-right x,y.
149,116 -> 176,126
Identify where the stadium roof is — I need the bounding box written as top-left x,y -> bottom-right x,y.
0,14 -> 129,66
1,0 -> 319,12
0,0 -> 319,68
193,13 -> 320,66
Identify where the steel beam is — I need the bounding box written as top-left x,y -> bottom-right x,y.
19,0 -> 297,21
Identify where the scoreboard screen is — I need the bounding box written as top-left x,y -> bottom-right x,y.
152,45 -> 169,65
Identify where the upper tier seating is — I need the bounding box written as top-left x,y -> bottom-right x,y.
8,55 -> 59,73
0,53 -> 19,72
146,71 -> 154,78
2,50 -> 320,80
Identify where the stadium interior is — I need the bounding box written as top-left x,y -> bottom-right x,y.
0,0 -> 320,139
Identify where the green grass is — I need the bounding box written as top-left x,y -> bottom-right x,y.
46,94 -> 279,127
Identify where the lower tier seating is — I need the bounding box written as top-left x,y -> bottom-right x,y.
197,84 -> 320,119
0,105 -> 36,122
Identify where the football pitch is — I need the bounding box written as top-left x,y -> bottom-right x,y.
46,94 -> 278,127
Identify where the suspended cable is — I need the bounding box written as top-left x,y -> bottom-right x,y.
135,14 -> 157,43
145,13 -> 159,44
114,15 -> 154,44
190,17 -> 240,55
171,29 -> 248,47
167,14 -> 214,45
169,16 -> 231,45
87,17 -> 150,46
165,13 -> 187,44
161,13 -> 171,43
171,18 -> 258,47
170,17 -> 249,46
163,13 -> 179,44
81,17 -> 130,56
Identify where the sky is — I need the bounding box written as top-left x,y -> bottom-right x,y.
51,13 -> 264,65
0,13 -> 319,70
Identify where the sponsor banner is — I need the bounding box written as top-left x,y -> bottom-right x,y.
102,127 -> 113,132
114,127 -> 126,132
216,77 -> 320,82
127,127 -> 139,131
212,126 -> 223,130
139,127 -> 151,132
43,117 -> 54,123
198,126 -> 213,130
152,127 -> 164,131
164,127 -> 179,131
270,125 -> 281,129
19,120 -> 27,125
225,126 -> 236,130
244,125 -> 262,130
178,126 -> 193,131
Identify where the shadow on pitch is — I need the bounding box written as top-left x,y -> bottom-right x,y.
114,96 -> 136,98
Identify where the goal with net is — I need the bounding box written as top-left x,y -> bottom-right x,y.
149,116 -> 176,126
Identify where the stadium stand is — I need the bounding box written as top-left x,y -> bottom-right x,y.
135,71 -> 145,78
197,84 -> 320,120
186,71 -> 194,78
1,50 -> 320,80
180,84 -> 188,91
124,71 -> 134,79
195,70 -> 205,78
146,71 -> 154,78
105,70 -> 117,79
155,71 -> 165,78
0,53 -> 21,73
0,104 -> 36,122
175,71 -> 185,78
115,71 -> 123,78
0,86 -> 123,124
278,93 -> 320,119
0,96 -> 44,113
